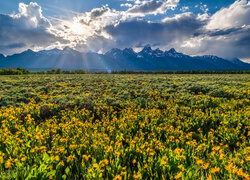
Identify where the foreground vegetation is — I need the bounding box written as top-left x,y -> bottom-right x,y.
0,74 -> 249,179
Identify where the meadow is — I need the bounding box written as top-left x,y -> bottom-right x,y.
0,74 -> 249,179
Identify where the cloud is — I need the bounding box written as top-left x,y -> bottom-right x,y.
0,1 -> 181,55
121,3 -> 133,8
0,2 -> 68,55
200,4 -> 209,14
104,12 -> 205,50
180,6 -> 189,12
0,2 -> 50,30
75,35 -> 115,53
206,0 -> 250,30
181,25 -> 250,59
127,0 -> 179,15
77,6 -> 121,27
13,2 -> 51,29
179,0 -> 250,59
90,5 -> 110,19
57,0 -> 180,52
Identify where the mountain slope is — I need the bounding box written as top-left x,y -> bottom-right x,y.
0,54 -> 5,62
0,46 -> 249,71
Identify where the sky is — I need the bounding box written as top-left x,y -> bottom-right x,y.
0,0 -> 249,62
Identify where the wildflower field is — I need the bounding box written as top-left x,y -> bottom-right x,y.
0,74 -> 249,179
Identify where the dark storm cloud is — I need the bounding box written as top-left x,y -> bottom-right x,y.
0,2 -> 68,55
0,14 -> 67,55
235,30 -> 250,47
1,43 -> 26,49
231,28 -> 250,58
79,6 -> 111,25
90,6 -> 109,19
104,12 -> 205,48
193,27 -> 246,38
179,25 -> 250,60
184,23 -> 250,60
208,28 -> 243,37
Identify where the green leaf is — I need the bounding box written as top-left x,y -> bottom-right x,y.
65,167 -> 70,175
47,170 -> 56,176
62,174 -> 67,180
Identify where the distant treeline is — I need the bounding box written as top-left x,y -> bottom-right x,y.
36,69 -> 86,74
0,68 -> 86,75
0,68 -> 30,75
109,70 -> 250,74
0,68 -> 250,75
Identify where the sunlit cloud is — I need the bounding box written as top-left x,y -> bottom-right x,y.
206,0 -> 250,30
127,0 -> 179,15
0,2 -> 69,55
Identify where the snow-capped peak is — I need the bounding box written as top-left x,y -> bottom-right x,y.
168,48 -> 177,54
38,48 -> 62,55
165,48 -> 185,58
123,48 -> 136,56
105,48 -> 123,57
153,48 -> 164,57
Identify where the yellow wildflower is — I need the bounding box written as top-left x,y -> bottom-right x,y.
0,156 -> 3,163
211,167 -> 220,173
174,172 -> 182,179
55,156 -> 60,162
21,157 -> 26,162
5,160 -> 12,169
202,163 -> 210,170
207,174 -> 212,180
114,175 -> 122,180
133,172 -> 141,179
93,163 -> 99,168
103,159 -> 109,165
132,159 -> 137,164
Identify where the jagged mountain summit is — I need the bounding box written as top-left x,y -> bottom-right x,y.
0,45 -> 249,71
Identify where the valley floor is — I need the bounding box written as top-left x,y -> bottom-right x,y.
0,74 -> 249,179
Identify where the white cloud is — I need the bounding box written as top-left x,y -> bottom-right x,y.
179,0 -> 250,59
127,0 -> 142,5
0,2 -> 68,55
127,0 -> 179,16
206,0 -> 250,30
180,6 -> 189,12
162,12 -> 193,22
10,2 -> 51,29
121,3 -> 133,8
200,4 -> 209,13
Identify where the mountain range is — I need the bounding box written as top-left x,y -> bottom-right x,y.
0,45 -> 249,71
